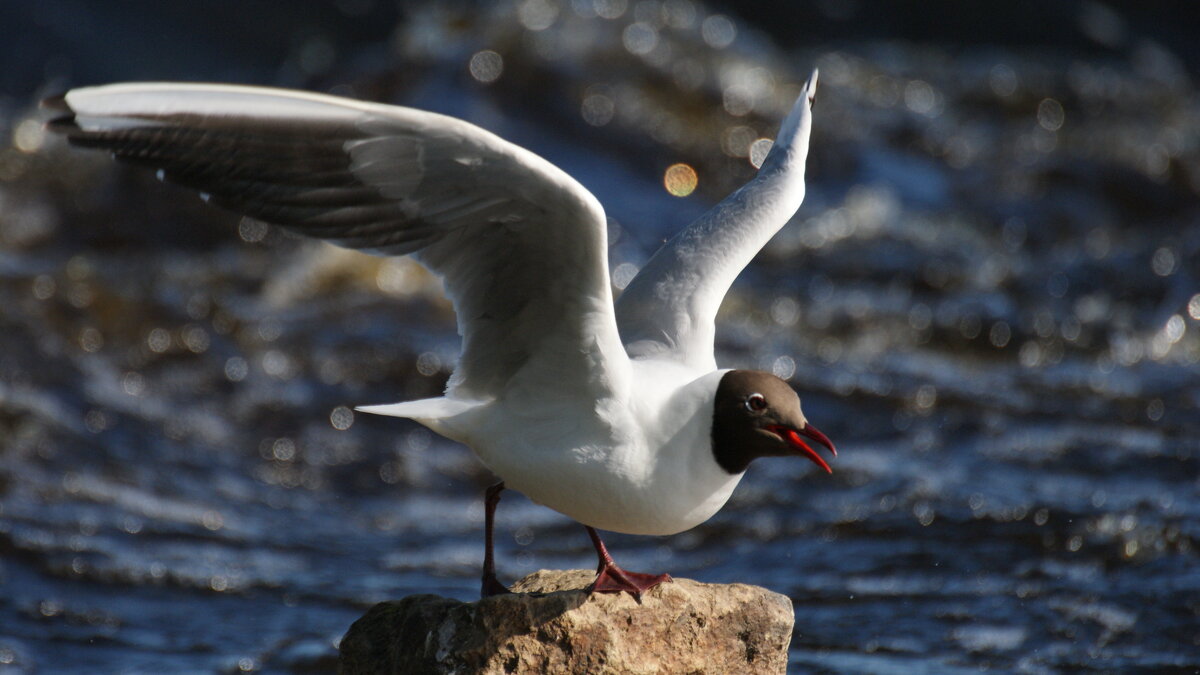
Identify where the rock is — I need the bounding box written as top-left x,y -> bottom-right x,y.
338,569 -> 793,674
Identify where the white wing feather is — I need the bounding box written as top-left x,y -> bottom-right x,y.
615,70 -> 818,371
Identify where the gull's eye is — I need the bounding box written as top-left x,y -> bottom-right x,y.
745,393 -> 767,412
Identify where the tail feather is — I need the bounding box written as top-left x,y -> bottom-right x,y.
356,396 -> 484,443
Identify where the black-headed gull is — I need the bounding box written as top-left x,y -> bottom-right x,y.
45,69 -> 835,598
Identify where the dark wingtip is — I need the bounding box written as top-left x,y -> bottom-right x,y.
44,114 -> 79,134
40,93 -> 71,111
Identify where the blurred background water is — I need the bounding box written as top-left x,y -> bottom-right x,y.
1,1 -> 1198,672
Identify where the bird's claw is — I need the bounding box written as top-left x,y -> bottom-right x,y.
481,574 -> 513,598
588,565 -> 672,602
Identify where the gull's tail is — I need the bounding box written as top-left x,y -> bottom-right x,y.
356,397 -> 485,443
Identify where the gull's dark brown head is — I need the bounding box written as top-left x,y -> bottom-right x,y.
711,370 -> 837,475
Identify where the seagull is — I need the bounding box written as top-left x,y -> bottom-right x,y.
44,69 -> 835,599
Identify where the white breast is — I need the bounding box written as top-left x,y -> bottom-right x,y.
467,364 -> 742,536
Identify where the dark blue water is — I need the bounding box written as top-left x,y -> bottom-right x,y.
1,3 -> 1198,673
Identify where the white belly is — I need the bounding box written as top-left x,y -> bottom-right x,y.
467,365 -> 742,536
484,439 -> 742,535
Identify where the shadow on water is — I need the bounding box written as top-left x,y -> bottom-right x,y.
0,1 -> 1197,672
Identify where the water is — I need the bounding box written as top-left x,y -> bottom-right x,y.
1,2 -> 1198,673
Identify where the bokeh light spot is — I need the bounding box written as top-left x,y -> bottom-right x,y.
330,406 -> 355,431
581,93 -> 615,127
663,163 -> 697,197
771,355 -> 795,380
622,22 -> 658,55
989,63 -> 1018,97
469,50 -> 504,84
904,80 -> 936,114
749,138 -> 774,168
612,262 -> 638,290
517,0 -> 558,30
13,119 -> 45,154
1038,98 -> 1065,131
990,321 -> 1012,348
594,0 -> 627,19
1151,246 -> 1176,276
721,125 -> 756,157
701,14 -> 736,48
238,218 -> 268,243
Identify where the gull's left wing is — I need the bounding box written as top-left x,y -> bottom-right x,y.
615,70 -> 818,372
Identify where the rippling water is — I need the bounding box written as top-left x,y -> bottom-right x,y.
1,2 -> 1198,673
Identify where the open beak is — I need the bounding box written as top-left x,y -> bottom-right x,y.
768,423 -> 838,474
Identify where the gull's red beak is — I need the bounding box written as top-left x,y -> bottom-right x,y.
769,423 -> 838,474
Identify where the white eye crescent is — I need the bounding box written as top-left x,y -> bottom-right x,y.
745,393 -> 767,412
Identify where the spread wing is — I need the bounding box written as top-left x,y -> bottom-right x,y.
47,83 -> 630,401
615,70 -> 818,372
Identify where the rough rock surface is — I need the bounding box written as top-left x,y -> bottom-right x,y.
338,569 -> 793,674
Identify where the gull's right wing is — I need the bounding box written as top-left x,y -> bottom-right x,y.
46,83 -> 630,403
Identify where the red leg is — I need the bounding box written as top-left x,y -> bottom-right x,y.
480,481 -> 512,598
585,526 -> 671,601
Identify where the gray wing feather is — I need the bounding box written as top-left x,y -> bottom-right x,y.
49,83 -> 628,400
